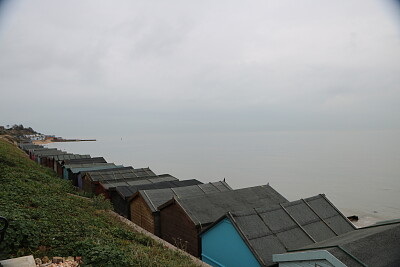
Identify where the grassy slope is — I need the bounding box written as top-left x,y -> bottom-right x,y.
0,139 -> 197,267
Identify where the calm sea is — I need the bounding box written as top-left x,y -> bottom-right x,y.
47,130 -> 400,225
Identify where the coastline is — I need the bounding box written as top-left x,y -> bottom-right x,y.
32,139 -> 96,145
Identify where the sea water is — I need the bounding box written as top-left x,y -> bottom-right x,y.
47,130 -> 400,224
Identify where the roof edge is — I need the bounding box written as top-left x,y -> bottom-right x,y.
273,250 -> 347,267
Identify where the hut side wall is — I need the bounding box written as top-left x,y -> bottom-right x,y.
130,196 -> 156,235
160,203 -> 200,257
110,191 -> 129,218
96,184 -> 110,199
48,158 -> 54,169
82,176 -> 96,195
53,161 -> 58,172
201,218 -> 261,267
57,164 -> 64,177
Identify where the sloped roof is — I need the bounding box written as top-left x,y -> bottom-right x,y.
115,179 -> 202,200
29,148 -> 57,153
64,162 -> 113,170
62,157 -> 107,165
169,184 -> 289,228
46,153 -> 74,159
137,181 -> 232,213
216,194 -> 356,266
67,163 -> 123,174
86,167 -> 155,182
33,150 -> 68,156
294,220 -> 400,267
101,174 -> 180,191
52,154 -> 91,161
19,144 -> 43,150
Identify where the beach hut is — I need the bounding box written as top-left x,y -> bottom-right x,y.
63,163 -> 122,185
273,220 -> 400,267
61,157 -> 107,166
18,143 -> 43,153
27,147 -> 54,159
46,153 -> 74,169
51,154 -> 91,172
81,166 -> 135,192
159,184 -> 288,257
59,157 -> 107,178
36,150 -> 68,166
33,149 -> 65,165
28,148 -> 57,161
67,164 -> 124,185
100,174 -> 179,198
81,167 -> 156,194
130,181 -> 232,237
109,178 -> 202,218
97,174 -> 180,199
200,194 -> 356,267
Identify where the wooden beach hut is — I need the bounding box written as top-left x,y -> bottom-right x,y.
103,173 -> 179,194
158,184 -> 289,257
129,181 -> 232,237
19,144 -> 43,153
200,194 -> 356,267
80,166 -> 136,192
61,157 -> 107,166
36,150 -> 68,166
59,157 -> 107,178
97,175 -> 180,199
63,163 -> 122,185
34,149 -> 65,165
81,167 -> 159,195
29,148 -> 57,161
68,164 -> 124,186
46,153 -> 74,169
28,147 -> 54,159
109,178 -> 202,218
273,220 -> 400,267
51,154 -> 91,172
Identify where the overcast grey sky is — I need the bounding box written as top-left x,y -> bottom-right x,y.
0,0 -> 399,136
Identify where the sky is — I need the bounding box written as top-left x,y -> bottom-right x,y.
0,0 -> 400,136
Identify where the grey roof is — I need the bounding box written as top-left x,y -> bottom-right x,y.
33,150 -> 68,156
19,144 -> 43,150
64,162 -> 114,170
86,167 -> 155,182
295,220 -> 400,267
51,154 -> 91,161
29,148 -> 57,153
137,181 -> 232,213
215,194 -> 356,266
101,174 -> 180,191
62,157 -> 107,165
47,153 -> 74,159
170,184 -> 289,228
115,179 -> 202,199
68,164 -> 123,174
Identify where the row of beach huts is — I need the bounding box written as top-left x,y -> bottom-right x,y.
18,142 -> 400,267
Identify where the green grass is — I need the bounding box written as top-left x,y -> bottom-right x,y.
0,139 -> 198,266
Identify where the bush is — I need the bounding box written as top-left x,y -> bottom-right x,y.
92,195 -> 113,211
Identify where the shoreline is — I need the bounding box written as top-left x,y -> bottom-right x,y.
32,139 -> 96,145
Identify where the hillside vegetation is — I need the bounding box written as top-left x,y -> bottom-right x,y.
0,124 -> 38,137
0,139 -> 198,267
